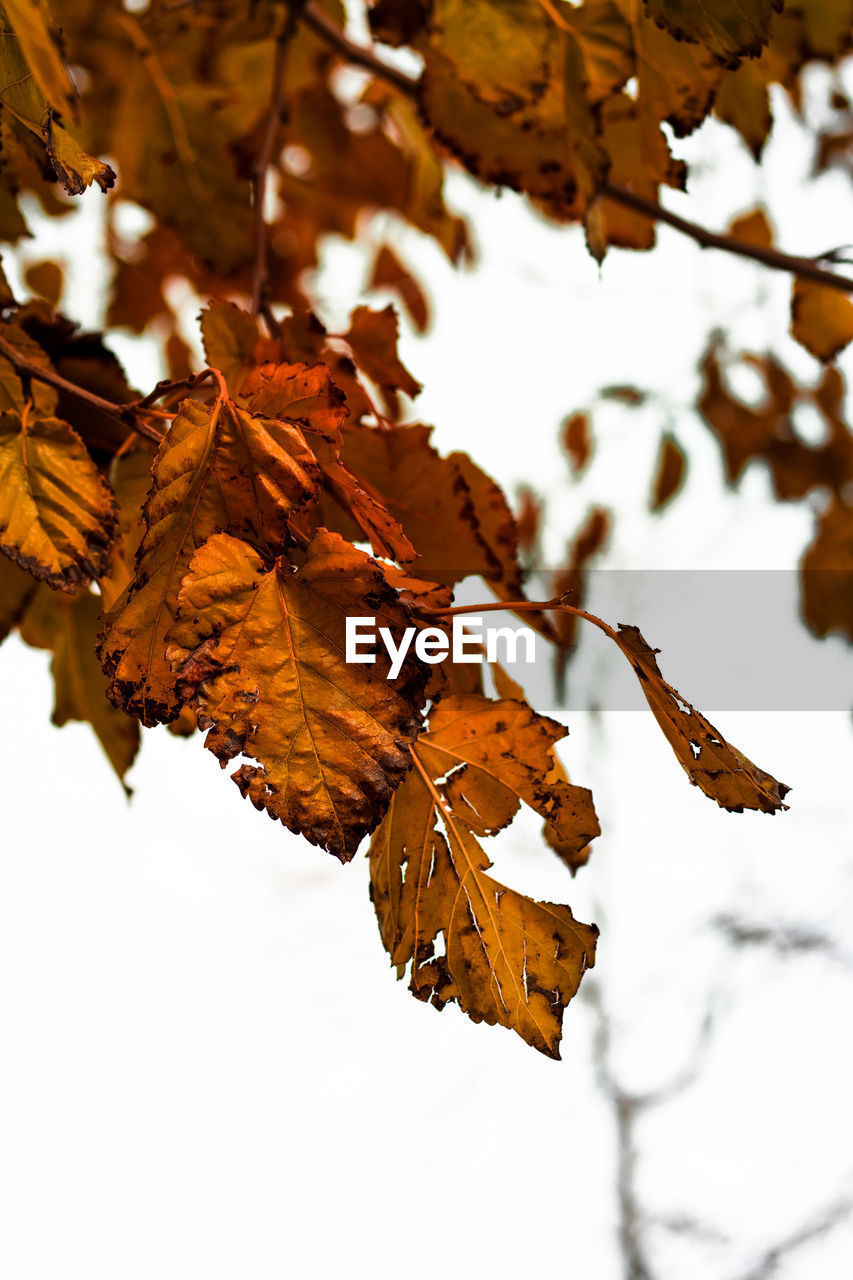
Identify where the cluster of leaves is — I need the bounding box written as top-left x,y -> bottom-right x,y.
8,0 -> 853,1056
0,289 -> 790,1055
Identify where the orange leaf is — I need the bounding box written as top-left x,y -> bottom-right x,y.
167,529 -> 429,859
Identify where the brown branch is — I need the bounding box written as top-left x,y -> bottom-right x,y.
601,182 -> 853,294
301,2 -> 420,97
250,2 -> 306,319
301,8 -> 853,295
130,367 -> 216,409
0,334 -> 164,444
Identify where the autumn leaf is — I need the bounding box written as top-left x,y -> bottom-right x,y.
240,357 -> 416,562
20,586 -> 139,791
728,206 -> 774,248
0,551 -> 36,641
699,342 -> 853,502
643,0 -> 780,69
650,434 -> 686,510
801,498 -> 853,642
167,529 -> 430,859
98,389 -> 321,723
790,278 -> 853,363
334,422 -> 523,589
613,624 -> 789,813
369,693 -> 599,1056
417,693 -> 600,853
98,441 -> 157,611
562,410 -> 592,472
0,322 -> 58,415
343,305 -> 421,400
369,244 -> 429,333
0,406 -> 118,590
200,301 -> 266,396
415,0 -> 608,222
0,6 -> 114,194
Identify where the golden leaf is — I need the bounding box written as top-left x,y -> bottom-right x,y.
98,390 -> 321,723
336,422 -> 523,589
614,625 -> 789,812
650,434 -> 686,510
644,0 -> 780,69
167,529 -> 429,859
369,695 -> 599,1057
791,278 -> 853,363
0,406 -> 117,590
20,586 -> 139,790
0,551 -> 36,640
2,0 -> 78,120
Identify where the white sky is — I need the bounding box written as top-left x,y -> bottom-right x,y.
2,68 -> 853,1280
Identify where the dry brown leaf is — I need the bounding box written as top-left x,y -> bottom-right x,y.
0,407 -> 118,591
369,694 -> 599,1057
21,586 -> 139,789
167,529 -> 429,859
614,624 -> 789,813
650,434 -> 686,511
98,391 -> 321,723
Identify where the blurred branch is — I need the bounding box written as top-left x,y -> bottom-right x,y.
735,1197 -> 853,1280
599,184 -> 853,294
301,2 -> 421,95
714,914 -> 844,963
0,333 -> 164,444
302,7 -> 853,295
251,1 -> 306,320
587,978 -> 718,1280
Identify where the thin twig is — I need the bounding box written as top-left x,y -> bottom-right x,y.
251,1 -> 306,318
130,367 -> 216,409
0,334 -> 164,444
301,7 -> 853,295
600,182 -> 853,294
301,1 -> 420,96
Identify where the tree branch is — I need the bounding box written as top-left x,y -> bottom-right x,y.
301,5 -> 853,295
0,334 -> 164,444
600,182 -> 853,293
301,1 -> 420,96
251,1 -> 306,321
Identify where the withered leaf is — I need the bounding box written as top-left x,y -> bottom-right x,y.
369,698 -> 599,1057
0,551 -> 36,641
167,529 -> 429,860
416,693 -> 600,855
241,359 -> 416,562
368,244 -> 429,334
650,434 -> 686,511
614,624 -> 789,813
562,410 -> 592,473
336,422 -> 523,589
643,0 -> 780,69
0,407 -> 118,590
343,305 -> 421,400
801,498 -> 853,642
20,586 -> 139,791
98,391 -> 321,723
200,301 -> 265,396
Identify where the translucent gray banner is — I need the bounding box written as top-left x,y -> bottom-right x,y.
454,570 -> 853,711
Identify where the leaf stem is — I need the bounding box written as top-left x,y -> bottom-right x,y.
421,594 -> 620,644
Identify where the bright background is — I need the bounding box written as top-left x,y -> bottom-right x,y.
2,53 -> 853,1280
